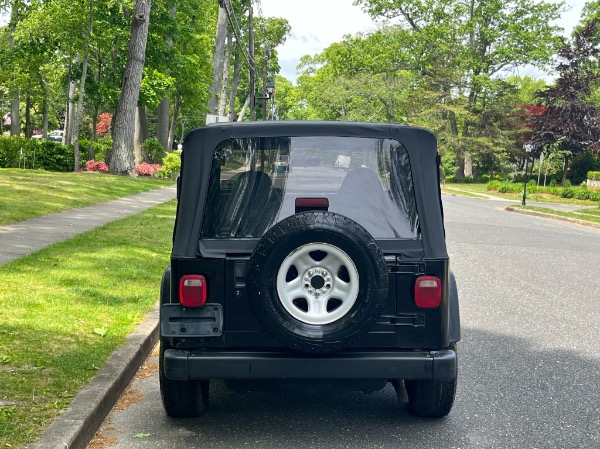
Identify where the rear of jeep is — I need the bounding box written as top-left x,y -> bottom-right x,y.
159,121 -> 459,419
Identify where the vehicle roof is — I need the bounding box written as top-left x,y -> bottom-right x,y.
172,121 -> 446,260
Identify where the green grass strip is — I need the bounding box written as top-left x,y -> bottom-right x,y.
0,200 -> 176,448
516,205 -> 600,224
446,183 -> 600,206
0,168 -> 174,226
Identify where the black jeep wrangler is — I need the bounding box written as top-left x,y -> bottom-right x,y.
159,121 -> 460,418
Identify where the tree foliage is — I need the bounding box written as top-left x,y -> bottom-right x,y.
531,18 -> 600,157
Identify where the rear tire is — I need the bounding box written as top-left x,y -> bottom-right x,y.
404,376 -> 457,417
404,345 -> 457,417
159,342 -> 209,418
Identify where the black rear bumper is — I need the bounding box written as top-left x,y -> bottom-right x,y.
163,348 -> 457,381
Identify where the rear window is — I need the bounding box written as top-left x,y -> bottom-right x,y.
201,136 -> 419,239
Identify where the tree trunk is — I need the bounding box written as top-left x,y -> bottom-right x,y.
72,0 -> 94,172
464,152 -> 473,179
25,92 -> 31,138
207,5 -> 228,114
42,98 -> 48,137
65,71 -> 77,144
134,106 -> 144,164
238,95 -> 250,122
157,99 -> 170,151
9,7 -> 20,137
228,44 -> 241,122
109,0 -> 152,176
157,2 -> 176,152
218,31 -> 233,117
168,94 -> 180,150
248,6 -> 255,121
90,103 -> 98,161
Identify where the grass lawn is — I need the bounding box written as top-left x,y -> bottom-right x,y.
515,205 -> 600,224
443,183 -> 600,206
0,200 -> 176,448
0,168 -> 174,226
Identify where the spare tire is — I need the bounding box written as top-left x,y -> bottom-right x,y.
247,211 -> 388,353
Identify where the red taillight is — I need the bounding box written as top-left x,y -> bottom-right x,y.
414,276 -> 442,308
179,275 -> 207,307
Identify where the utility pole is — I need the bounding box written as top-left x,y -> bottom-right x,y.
248,5 -> 255,121
262,48 -> 268,121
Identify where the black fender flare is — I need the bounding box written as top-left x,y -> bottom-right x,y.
448,270 -> 461,343
160,265 -> 171,305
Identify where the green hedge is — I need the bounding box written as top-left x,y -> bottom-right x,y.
588,171 -> 600,181
0,137 -> 76,171
486,180 -> 600,201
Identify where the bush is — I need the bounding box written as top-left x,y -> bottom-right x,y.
0,137 -> 75,171
135,162 -> 161,176
157,151 -> 181,179
92,138 -> 113,163
142,138 -> 166,164
86,160 -> 108,172
486,180 -> 501,191
588,171 -> 600,181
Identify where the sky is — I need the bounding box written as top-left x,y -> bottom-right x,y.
261,0 -> 588,83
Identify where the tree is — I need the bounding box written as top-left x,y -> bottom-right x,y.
109,0 -> 152,175
352,0 -> 563,177
72,0 -> 95,171
530,18 -> 600,182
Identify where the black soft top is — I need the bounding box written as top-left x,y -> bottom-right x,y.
172,121 -> 447,259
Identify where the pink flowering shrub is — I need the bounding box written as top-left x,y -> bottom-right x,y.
135,162 -> 161,176
86,160 -> 108,172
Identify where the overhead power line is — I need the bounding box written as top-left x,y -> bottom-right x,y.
221,0 -> 258,77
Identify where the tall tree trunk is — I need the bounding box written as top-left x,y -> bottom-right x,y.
90,103 -> 98,160
228,44 -> 241,122
39,71 -> 49,138
109,0 -> 152,176
9,6 -> 20,137
42,98 -> 48,137
237,95 -> 250,122
65,67 -> 77,144
248,6 -> 255,121
168,94 -> 180,150
134,106 -> 144,164
24,92 -> 31,138
157,99 -> 170,151
72,0 -> 95,172
134,105 -> 149,163
207,5 -> 228,114
157,2 -> 176,152
218,31 -> 233,117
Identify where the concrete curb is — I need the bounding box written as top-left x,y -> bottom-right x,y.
25,305 -> 160,449
505,206 -> 600,230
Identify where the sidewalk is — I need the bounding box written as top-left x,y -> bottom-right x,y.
0,185 -> 177,265
0,186 -> 176,449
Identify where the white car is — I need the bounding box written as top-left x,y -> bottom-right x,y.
32,130 -> 64,142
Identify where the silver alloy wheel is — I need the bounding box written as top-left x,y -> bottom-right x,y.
276,242 -> 359,325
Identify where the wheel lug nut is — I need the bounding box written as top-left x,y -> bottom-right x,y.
315,292 -> 320,297
308,270 -> 313,277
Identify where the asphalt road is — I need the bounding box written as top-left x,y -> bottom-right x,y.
90,195 -> 600,449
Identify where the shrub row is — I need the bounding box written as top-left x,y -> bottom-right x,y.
588,171 -> 600,181
1,136 -> 179,177
0,137 -> 75,171
486,180 -> 600,201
